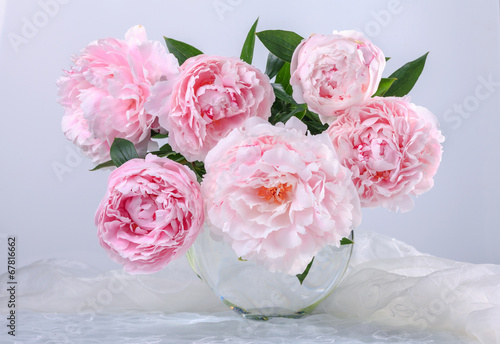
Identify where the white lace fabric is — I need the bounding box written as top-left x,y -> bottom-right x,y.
1,231 -> 499,343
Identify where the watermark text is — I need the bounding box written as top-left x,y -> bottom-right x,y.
6,237 -> 17,337
8,0 -> 71,53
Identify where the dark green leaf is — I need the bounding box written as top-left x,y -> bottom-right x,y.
275,62 -> 292,95
168,153 -> 189,165
302,110 -> 328,134
149,149 -> 185,161
90,160 -> 115,171
240,18 -> 259,64
384,52 -> 429,97
151,131 -> 169,139
164,37 -> 203,65
287,105 -> 308,122
269,101 -> 291,125
272,104 -> 307,125
256,30 -> 303,63
272,111 -> 293,124
265,52 -> 285,79
385,57 -> 391,62
188,160 -> 206,183
269,111 -> 283,125
296,257 -> 315,285
159,143 -> 174,153
170,154 -> 186,162
291,105 -> 308,121
340,237 -> 354,245
373,78 -> 397,97
110,138 -> 139,167
272,83 -> 296,104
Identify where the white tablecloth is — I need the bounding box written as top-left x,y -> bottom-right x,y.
2,231 -> 499,343
17,311 -> 473,344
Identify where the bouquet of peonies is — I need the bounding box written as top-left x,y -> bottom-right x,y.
57,20 -> 443,280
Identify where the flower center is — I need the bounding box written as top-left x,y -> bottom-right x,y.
257,183 -> 292,204
374,170 -> 391,180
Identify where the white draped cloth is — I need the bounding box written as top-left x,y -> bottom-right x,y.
1,230 -> 499,343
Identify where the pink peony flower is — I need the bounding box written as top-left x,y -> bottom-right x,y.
290,30 -> 385,123
57,25 -> 180,164
202,117 -> 361,275
147,55 -> 275,162
327,97 -> 444,212
95,154 -> 204,274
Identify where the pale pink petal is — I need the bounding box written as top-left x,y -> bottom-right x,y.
327,97 -> 444,212
290,31 -> 385,122
202,117 -> 361,275
95,154 -> 204,274
57,25 -> 180,164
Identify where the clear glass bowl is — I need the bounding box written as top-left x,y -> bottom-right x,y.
188,226 -> 354,320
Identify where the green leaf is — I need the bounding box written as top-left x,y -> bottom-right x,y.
271,110 -> 293,124
302,110 -> 328,135
269,99 -> 290,125
275,62 -> 292,95
150,149 -> 185,161
296,257 -> 315,285
384,52 -> 429,97
149,143 -> 180,158
151,131 -> 169,139
385,57 -> 391,62
340,237 -> 354,245
90,160 -> 115,171
265,52 -> 285,79
150,142 -> 202,180
256,30 -> 303,63
188,160 -> 206,183
291,105 -> 308,121
168,153 -> 186,162
271,103 -> 308,125
272,83 -> 296,104
110,138 -> 139,167
159,143 -> 174,153
164,37 -> 203,65
373,78 -> 397,97
240,18 -> 259,64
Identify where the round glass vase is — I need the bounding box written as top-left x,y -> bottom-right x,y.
188,225 -> 354,320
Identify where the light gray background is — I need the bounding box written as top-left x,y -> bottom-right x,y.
0,0 -> 499,272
